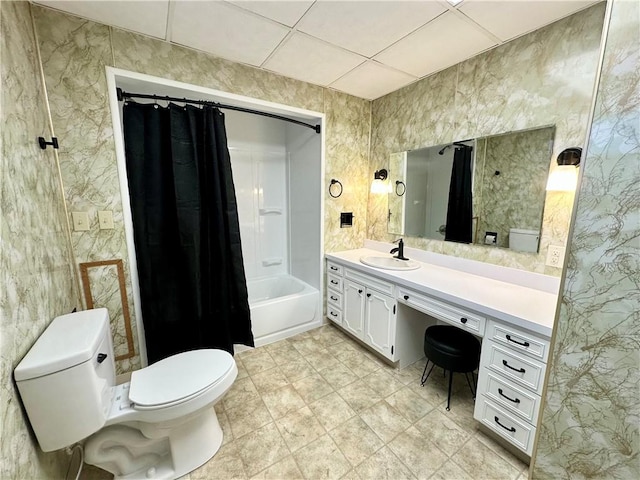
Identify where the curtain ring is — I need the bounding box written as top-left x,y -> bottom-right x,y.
395,180 -> 406,196
329,179 -> 343,198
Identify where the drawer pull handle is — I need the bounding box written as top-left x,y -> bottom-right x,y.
498,388 -> 521,404
330,266 -> 338,271
460,317 -> 468,324
330,312 -> 338,317
506,334 -> 530,347
331,280 -> 338,285
502,360 -> 526,373
367,293 -> 371,298
494,416 -> 516,433
330,296 -> 338,301
358,289 -> 363,294
403,295 -> 409,300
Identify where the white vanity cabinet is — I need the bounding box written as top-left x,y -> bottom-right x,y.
473,320 -> 551,455
325,249 -> 557,458
326,261 -> 344,326
326,261 -> 397,361
364,289 -> 396,358
397,286 -> 486,337
343,279 -> 366,337
344,268 -> 396,360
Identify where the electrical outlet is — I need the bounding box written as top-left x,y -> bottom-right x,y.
71,211 -> 90,231
98,210 -> 114,230
546,245 -> 566,267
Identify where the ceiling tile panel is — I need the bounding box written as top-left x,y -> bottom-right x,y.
296,0 -> 447,57
171,1 -> 290,66
460,0 -> 599,41
263,33 -> 367,86
34,1 -> 169,38
330,62 -> 417,100
374,11 -> 498,78
227,0 -> 314,27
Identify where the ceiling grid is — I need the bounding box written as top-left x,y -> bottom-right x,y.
33,0 -> 601,100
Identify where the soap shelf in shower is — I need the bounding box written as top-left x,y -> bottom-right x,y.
262,258 -> 283,267
259,208 -> 283,216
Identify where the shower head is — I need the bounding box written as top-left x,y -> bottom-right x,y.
438,145 -> 450,155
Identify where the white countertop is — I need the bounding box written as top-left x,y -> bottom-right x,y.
326,248 -> 559,338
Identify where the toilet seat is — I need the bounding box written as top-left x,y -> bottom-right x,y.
129,349 -> 234,410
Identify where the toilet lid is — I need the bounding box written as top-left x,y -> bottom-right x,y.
129,349 -> 234,408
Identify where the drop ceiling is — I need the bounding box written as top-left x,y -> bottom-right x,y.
33,0 -> 600,100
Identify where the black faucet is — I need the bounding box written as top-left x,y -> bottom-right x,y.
390,238 -> 409,260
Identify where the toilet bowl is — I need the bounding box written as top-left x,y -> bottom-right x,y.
14,309 -> 237,480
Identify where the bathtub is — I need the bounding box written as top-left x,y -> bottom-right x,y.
247,275 -> 321,346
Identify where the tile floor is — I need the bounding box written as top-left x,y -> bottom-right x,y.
84,324 -> 530,480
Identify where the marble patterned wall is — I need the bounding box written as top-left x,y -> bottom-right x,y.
532,0 -> 640,477
0,2 -> 80,478
369,4 -> 606,275
32,5 -> 371,372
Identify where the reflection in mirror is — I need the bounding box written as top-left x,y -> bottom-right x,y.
388,125 -> 555,253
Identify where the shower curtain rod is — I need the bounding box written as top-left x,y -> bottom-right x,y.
117,88 -> 321,134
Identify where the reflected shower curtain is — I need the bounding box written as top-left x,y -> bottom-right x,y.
444,146 -> 473,244
123,102 -> 253,363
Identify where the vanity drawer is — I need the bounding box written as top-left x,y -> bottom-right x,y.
486,341 -> 545,394
488,321 -> 549,362
475,397 -> 535,455
326,306 -> 342,325
327,262 -> 344,276
327,274 -> 343,291
327,290 -> 342,309
479,370 -> 540,424
345,268 -> 394,296
397,287 -> 486,336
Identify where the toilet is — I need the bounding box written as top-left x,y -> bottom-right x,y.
509,228 -> 540,253
14,308 -> 237,480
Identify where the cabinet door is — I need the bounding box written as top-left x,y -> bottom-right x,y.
365,290 -> 396,359
343,280 -> 366,339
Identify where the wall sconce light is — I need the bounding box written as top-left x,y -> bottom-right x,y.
546,148 -> 581,191
371,169 -> 389,194
374,169 -> 388,181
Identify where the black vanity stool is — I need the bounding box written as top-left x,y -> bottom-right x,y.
421,325 -> 481,411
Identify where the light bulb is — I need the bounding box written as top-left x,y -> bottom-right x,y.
546,165 -> 578,191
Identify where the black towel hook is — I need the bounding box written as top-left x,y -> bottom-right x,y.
38,137 -> 59,150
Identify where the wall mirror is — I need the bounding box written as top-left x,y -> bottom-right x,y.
388,125 -> 555,253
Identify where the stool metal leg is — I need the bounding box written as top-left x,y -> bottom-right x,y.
421,360 -> 436,386
446,371 -> 453,411
464,372 -> 476,398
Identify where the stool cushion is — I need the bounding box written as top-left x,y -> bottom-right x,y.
423,325 -> 480,373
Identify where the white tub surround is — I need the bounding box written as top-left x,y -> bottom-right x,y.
247,275 -> 321,347
325,244 -> 559,456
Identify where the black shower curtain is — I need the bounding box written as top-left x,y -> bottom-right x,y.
444,146 -> 473,244
123,102 -> 253,363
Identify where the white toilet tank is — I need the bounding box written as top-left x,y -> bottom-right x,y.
14,309 -> 116,452
509,228 -> 540,253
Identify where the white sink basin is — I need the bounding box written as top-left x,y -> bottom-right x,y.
360,255 -> 420,271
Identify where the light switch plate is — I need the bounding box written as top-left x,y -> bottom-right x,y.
546,245 -> 566,267
71,211 -> 90,231
98,210 -> 114,230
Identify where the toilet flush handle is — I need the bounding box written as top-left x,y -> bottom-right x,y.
97,353 -> 108,363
